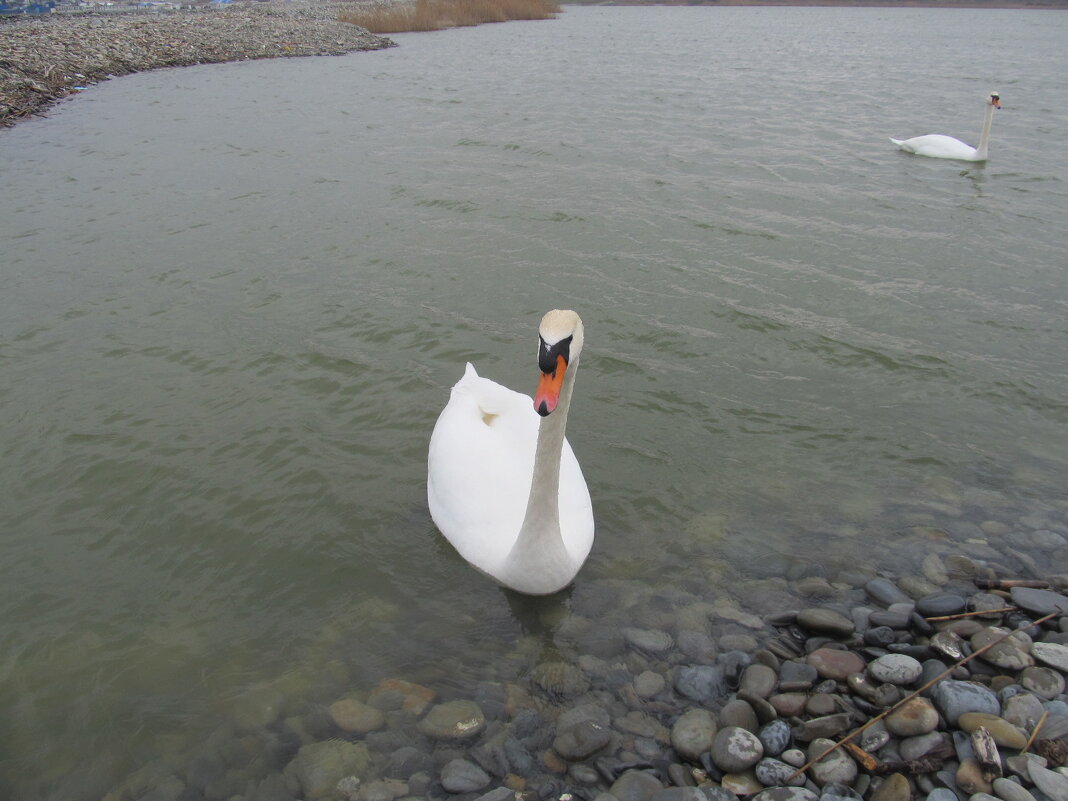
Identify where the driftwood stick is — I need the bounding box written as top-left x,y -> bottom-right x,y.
787,611 -> 1059,781
925,607 -> 1018,622
1023,709 -> 1050,754
974,578 -> 1050,590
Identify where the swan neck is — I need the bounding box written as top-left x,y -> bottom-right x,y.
502,358 -> 580,585
976,102 -> 995,160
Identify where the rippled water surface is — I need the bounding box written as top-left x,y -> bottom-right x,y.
2,5 -> 1068,797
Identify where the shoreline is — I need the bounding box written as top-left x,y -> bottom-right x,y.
0,2 -> 397,127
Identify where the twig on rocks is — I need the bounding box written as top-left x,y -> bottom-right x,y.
1023,709 -> 1050,753
974,578 -> 1050,590
787,610 -> 1059,781
925,607 -> 1018,622
871,744 -> 955,776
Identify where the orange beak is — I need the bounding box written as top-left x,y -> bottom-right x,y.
533,355 -> 567,416
993,98 -> 1001,109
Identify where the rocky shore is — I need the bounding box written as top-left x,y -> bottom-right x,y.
96,529 -> 1068,801
0,2 -> 396,126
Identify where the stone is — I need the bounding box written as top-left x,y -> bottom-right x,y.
710,726 -> 765,773
721,770 -> 764,795
283,740 -> 371,801
807,648 -> 866,680
1011,588 -> 1068,617
1003,693 -> 1047,730
779,660 -> 819,691
635,670 -> 667,699
770,693 -> 809,717
755,757 -> 806,787
554,719 -> 612,760
1028,762 -> 1068,801
884,697 -> 940,737
759,719 -> 793,757
674,665 -> 729,705
797,608 -> 855,637
956,758 -> 993,796
440,759 -> 490,794
752,789 -> 818,801
932,680 -> 1001,725
416,700 -> 486,740
624,627 -> 675,654
328,698 -> 386,734
957,712 -> 1028,749
369,678 -> 436,715
806,737 -> 857,786
1020,666 -> 1065,699
719,698 -> 759,733
972,628 -> 1034,671
670,709 -> 717,762
915,593 -> 967,618
532,661 -> 590,697
899,731 -> 949,761
741,663 -> 779,698
866,577 -> 913,606
1032,642 -> 1068,672
993,777 -> 1038,801
791,713 -> 852,742
870,773 -> 911,801
869,654 -> 923,686
609,769 -> 665,801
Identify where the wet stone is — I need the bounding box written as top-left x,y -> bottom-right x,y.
719,699 -> 759,733
972,628 -> 1034,671
915,593 -> 967,618
553,719 -> 612,761
722,770 -> 764,795
932,679 -> 1001,725
283,740 -> 371,801
532,661 -> 590,697
1031,641 -> 1068,672
1002,693 -> 1046,729
740,663 -> 779,698
868,611 -> 911,629
624,627 -> 675,655
674,665 -> 729,705
884,697 -> 940,737
807,648 -> 866,680
993,777 -> 1038,801
710,726 -> 765,773
759,719 -> 793,757
610,769 -> 665,801
1028,762 -> 1068,801
752,788 -> 819,801
671,708 -> 717,762
440,759 -> 490,794
328,698 -> 386,734
793,713 -> 853,742
779,660 -> 819,691
797,608 -> 856,638
868,654 -> 923,686
866,578 -> 913,607
870,773 -> 911,801
1011,588 -> 1068,617
416,700 -> 486,741
634,670 -> 666,699
958,713 -> 1028,749
1021,665 -> 1065,699
899,731 -> 949,761
863,627 -> 897,648
806,737 -> 858,786
755,757 -> 806,787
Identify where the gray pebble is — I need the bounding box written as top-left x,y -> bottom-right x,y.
1032,642 -> 1068,673
756,757 -> 806,787
868,654 -> 923,685
866,578 -> 913,607
440,758 -> 490,794
915,592 -> 967,617
674,665 -> 729,705
1011,588 -> 1068,617
752,789 -> 818,801
759,719 -> 793,757
710,726 -> 765,773
741,663 -> 780,698
609,769 -> 665,801
993,777 -> 1038,801
670,709 -> 717,762
797,608 -> 856,638
624,627 -> 675,654
932,679 -> 1001,725
553,719 -> 612,761
806,738 -> 857,786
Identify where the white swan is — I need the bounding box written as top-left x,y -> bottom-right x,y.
427,310 -> 594,595
890,92 -> 1001,161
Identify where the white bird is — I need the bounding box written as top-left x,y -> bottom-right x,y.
427,310 -> 594,595
890,92 -> 1001,161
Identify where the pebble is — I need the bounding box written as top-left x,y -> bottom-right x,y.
759,719 -> 793,756
752,789 -> 819,801
915,592 -> 967,617
674,665 -> 729,705
957,712 -> 1028,749
868,653 -> 923,685
755,757 -> 806,787
415,700 -> 486,741
609,769 -> 664,801
554,719 -> 613,761
884,697 -> 940,736
993,777 -> 1039,801
806,738 -> 857,786
1020,665 -> 1065,698
807,648 -> 867,680
1032,641 -> 1068,672
670,709 -> 717,762
328,698 -> 386,734
866,578 -> 913,607
710,726 -> 765,773
440,758 -> 490,793
932,679 -> 1001,725
1028,762 -> 1068,801
870,773 -> 911,801
624,627 -> 675,654
1011,587 -> 1068,616
797,608 -> 856,637
741,663 -> 780,698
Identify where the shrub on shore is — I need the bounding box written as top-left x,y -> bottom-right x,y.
339,0 -> 561,34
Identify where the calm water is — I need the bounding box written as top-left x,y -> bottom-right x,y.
2,5 -> 1068,797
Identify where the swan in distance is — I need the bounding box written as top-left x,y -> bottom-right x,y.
890,92 -> 1001,161
427,310 -> 594,595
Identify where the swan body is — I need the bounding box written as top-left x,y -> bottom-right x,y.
427,310 -> 594,595
890,92 -> 1001,162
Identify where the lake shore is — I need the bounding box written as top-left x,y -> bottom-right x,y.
0,2 -> 396,127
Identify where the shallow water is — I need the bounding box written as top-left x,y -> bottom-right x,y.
1,5 -> 1068,798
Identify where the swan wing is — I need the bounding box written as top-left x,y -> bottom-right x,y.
890,134 -> 978,161
427,364 -> 540,571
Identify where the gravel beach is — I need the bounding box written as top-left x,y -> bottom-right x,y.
0,2 -> 396,126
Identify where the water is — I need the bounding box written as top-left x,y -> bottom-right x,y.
2,5 -> 1068,797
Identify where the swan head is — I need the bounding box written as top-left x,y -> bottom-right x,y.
533,310 -> 584,417
988,92 -> 1001,109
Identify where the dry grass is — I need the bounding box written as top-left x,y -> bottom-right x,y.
339,0 -> 561,34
